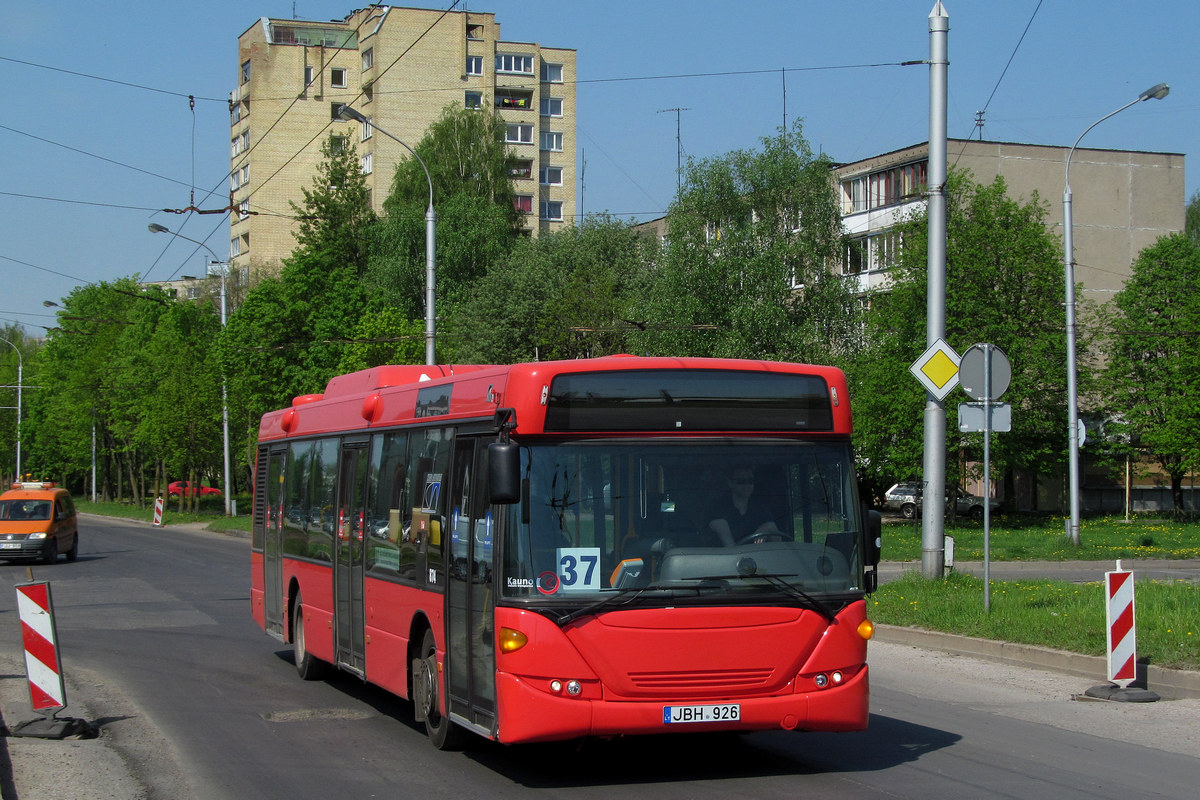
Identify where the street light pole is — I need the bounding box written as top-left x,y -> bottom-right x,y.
0,336 -> 22,481
337,104 -> 437,366
1062,82 -> 1168,546
148,223 -> 234,516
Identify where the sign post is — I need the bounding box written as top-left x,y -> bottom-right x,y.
958,343 -> 1011,612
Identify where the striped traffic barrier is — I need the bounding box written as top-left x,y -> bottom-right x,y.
153,496 -> 165,527
16,580 -> 66,713
1106,562 -> 1136,687
11,581 -> 94,739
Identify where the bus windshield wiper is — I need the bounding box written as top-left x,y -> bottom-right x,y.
693,572 -> 838,622
556,584 -> 683,626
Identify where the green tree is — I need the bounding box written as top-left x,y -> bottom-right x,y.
365,104 -> 522,333
848,171 -> 1071,504
223,135 -> 376,473
1102,233 -> 1200,511
1186,189 -> 1200,247
290,133 -> 376,275
627,122 -> 857,363
454,215 -> 654,362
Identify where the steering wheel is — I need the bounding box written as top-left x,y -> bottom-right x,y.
735,530 -> 786,545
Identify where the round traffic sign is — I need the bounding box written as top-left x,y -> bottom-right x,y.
959,343 -> 1011,401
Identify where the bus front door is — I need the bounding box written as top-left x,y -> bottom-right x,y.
446,437 -> 497,736
334,440 -> 369,676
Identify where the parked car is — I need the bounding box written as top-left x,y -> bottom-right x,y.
884,482 -> 922,519
167,481 -> 222,497
0,481 -> 80,564
883,482 -> 1000,521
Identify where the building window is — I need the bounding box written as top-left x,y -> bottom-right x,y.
231,236 -> 242,258
330,135 -> 348,155
495,53 -> 534,75
841,176 -> 866,214
466,55 -> 483,76
231,103 -> 243,125
466,23 -> 483,40
541,62 -> 563,83
843,237 -> 865,275
496,90 -> 532,110
240,60 -> 251,84
510,159 -> 533,179
505,123 -> 533,144
361,152 -> 373,174
540,201 -> 563,221
514,194 -> 533,213
361,48 -> 373,71
539,166 -> 563,185
864,161 -> 926,210
540,131 -> 563,152
540,97 -> 563,117
331,67 -> 347,88
465,91 -> 482,110
360,117 -> 373,141
238,200 -> 250,220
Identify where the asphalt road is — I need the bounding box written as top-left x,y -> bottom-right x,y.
1,515 -> 1197,799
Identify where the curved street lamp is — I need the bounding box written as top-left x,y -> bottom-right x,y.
148,223 -> 233,516
337,104 -> 437,366
1062,82 -> 1169,546
0,336 -> 22,481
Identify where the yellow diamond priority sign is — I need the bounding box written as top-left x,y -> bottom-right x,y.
910,338 -> 961,400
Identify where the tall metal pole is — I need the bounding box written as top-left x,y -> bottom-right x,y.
921,1 -> 949,579
219,267 -> 232,515
148,223 -> 234,515
0,336 -> 22,481
337,105 -> 437,366
1062,82 -> 1169,547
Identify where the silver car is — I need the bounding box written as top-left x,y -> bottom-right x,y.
884,482 -> 1000,521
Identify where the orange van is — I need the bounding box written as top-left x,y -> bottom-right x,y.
0,482 -> 79,564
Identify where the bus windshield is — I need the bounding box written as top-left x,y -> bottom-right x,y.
500,440 -> 865,603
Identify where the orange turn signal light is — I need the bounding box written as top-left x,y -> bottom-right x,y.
498,627 -> 528,653
857,619 -> 875,641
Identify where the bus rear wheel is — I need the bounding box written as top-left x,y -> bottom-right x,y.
413,629 -> 465,750
293,595 -> 329,681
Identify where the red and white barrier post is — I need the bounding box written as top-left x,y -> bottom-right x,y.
1086,560 -> 1158,702
11,581 -> 92,738
17,580 -> 66,713
1105,561 -> 1137,687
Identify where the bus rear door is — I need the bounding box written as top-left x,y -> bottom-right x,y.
258,444 -> 288,639
334,438 -> 370,676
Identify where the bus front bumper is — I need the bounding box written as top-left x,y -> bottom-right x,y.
494,666 -> 868,744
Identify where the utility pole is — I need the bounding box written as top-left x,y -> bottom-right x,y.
922,1 -> 949,579
657,107 -> 690,195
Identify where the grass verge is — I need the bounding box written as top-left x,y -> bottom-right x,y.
873,570 -> 1200,671
76,499 -> 252,534
883,515 -> 1200,562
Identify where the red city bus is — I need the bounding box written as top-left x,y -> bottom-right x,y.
251,355 -> 881,748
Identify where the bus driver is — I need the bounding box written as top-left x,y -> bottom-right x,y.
708,466 -> 784,546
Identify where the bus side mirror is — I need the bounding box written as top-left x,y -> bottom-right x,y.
488,443 -> 521,503
864,507 -> 882,567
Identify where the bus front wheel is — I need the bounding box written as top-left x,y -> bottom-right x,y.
413,629 -> 465,750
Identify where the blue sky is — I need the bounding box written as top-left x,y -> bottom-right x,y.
2,1 -> 1196,335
